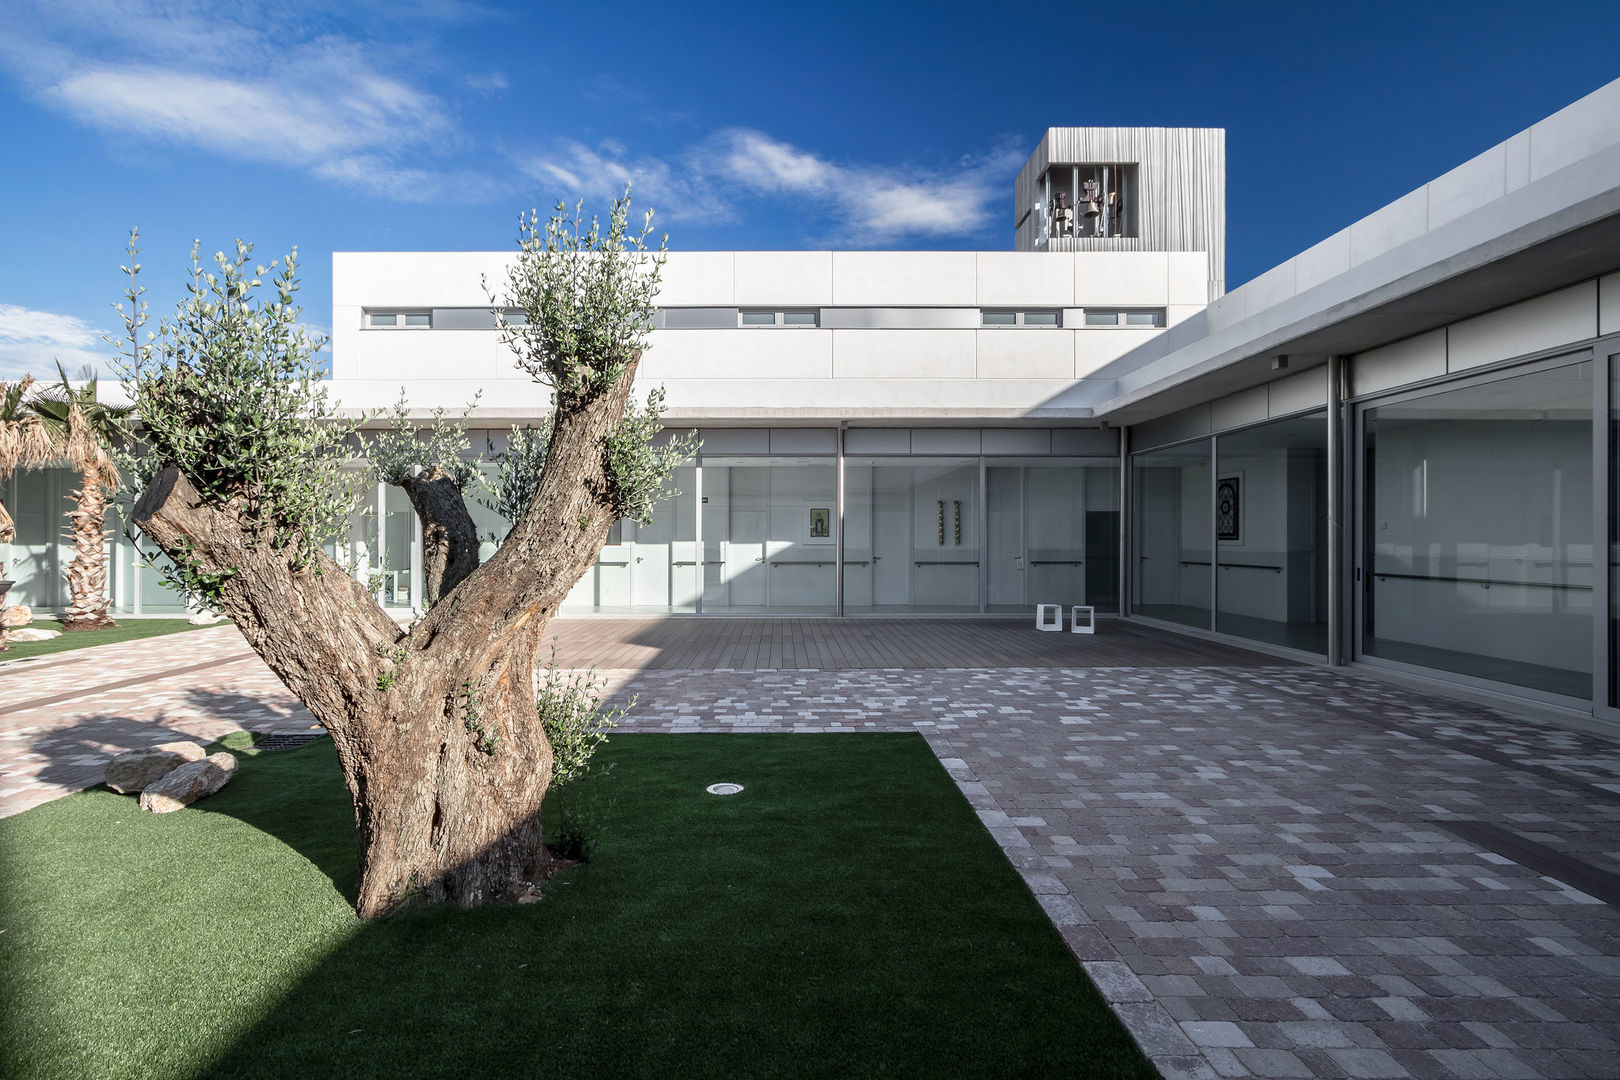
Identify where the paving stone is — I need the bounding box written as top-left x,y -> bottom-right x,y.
10,619 -> 1620,1079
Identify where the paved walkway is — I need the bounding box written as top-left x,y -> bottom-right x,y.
3,619 -> 1620,1079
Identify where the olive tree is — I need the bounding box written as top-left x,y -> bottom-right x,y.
364,394 -> 482,608
123,193 -> 691,917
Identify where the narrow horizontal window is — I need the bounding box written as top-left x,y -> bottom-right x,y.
1125,311 -> 1163,327
1084,311 -> 1120,326
368,312 -> 398,327
782,311 -> 818,326
403,312 -> 432,327
503,309 -> 529,326
983,310 -> 1058,327
741,311 -> 777,326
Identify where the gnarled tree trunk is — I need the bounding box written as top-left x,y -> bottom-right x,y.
397,467 -> 480,608
61,476 -> 118,631
133,363 -> 639,919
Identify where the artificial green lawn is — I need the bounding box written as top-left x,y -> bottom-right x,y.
0,618 -> 212,662
0,733 -> 1153,1079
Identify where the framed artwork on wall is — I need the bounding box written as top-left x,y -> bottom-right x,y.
809,507 -> 831,539
1216,475 -> 1241,542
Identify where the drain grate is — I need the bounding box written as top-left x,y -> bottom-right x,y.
256,732 -> 328,752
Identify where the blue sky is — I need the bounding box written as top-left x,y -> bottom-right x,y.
1,0 -> 1617,379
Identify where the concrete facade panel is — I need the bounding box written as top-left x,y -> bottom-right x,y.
831,252 -> 978,306
1447,281 -> 1597,372
356,330 -> 498,382
768,429 -> 837,454
844,429 -> 911,454
831,329 -> 976,379
975,329 -> 1074,379
1267,365 -> 1329,416
1427,146 -> 1508,230
1351,329 -> 1447,397
696,429 -> 771,455
1293,229 -> 1352,294
1601,272 -> 1620,336
360,252 -> 502,307
1210,386 -> 1268,431
911,428 -> 982,454
642,329 -> 833,380
975,252 -> 1074,306
655,252 -> 735,306
1074,252 -> 1170,306
1349,187 -> 1428,267
1076,330 -> 1157,377
1528,78 -> 1620,180
1052,427 -> 1118,455
1166,252 -> 1210,306
732,252 -> 833,306
981,428 -> 1052,454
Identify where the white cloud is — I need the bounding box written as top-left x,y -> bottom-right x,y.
0,2 -> 478,201
516,129 -> 1024,245
0,305 -> 118,382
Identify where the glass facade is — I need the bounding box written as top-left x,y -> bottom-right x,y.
1215,412 -> 1329,653
1132,439 -> 1212,629
846,457 -> 979,613
1363,361 -> 1593,698
986,459 -> 1119,613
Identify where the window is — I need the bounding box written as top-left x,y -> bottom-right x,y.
981,310 -> 1060,327
1083,309 -> 1164,328
740,310 -> 819,327
367,311 -> 431,329
501,309 -> 529,326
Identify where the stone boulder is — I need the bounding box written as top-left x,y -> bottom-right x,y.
187,610 -> 226,626
139,752 -> 238,813
105,742 -> 207,794
8,627 -> 61,642
3,605 -> 33,627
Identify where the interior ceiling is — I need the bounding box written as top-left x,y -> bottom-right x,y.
1100,209 -> 1620,424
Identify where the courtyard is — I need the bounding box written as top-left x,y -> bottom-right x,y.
2,618 -> 1618,1078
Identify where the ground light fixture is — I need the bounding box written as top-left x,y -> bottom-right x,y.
705,783 -> 745,796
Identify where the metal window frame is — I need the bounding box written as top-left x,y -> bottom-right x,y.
1350,346 -> 1601,714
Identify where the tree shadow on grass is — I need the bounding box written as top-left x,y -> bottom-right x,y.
184,733 -> 1155,1080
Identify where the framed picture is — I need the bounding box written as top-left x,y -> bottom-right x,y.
1216,475 -> 1241,542
809,507 -> 830,539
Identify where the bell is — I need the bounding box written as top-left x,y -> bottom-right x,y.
1084,201 -> 1100,218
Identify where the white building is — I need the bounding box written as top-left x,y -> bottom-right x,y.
9,81 -> 1620,731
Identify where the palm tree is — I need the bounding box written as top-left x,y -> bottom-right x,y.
29,364 -> 132,631
0,376 -> 56,650
1,376 -> 55,564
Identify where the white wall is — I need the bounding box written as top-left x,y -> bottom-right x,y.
331,250 -> 1206,420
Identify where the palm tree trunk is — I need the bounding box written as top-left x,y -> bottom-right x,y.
61,474 -> 116,631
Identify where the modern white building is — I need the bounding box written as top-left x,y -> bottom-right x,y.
8,81 -> 1620,731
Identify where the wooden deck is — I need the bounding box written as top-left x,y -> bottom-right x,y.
545,616 -> 1288,671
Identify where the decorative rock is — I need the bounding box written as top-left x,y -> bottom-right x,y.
187,610 -> 226,626
139,752 -> 238,813
2,605 -> 32,627
7,627 -> 61,642
105,742 -> 207,794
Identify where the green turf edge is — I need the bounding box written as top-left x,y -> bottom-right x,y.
0,619 -> 217,662
0,732 -> 1155,1080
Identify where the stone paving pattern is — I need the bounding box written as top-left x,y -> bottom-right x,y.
3,621 -> 1620,1078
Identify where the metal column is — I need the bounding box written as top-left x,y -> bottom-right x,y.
1117,425 -> 1129,616
835,425 -> 845,617
1326,354 -> 1347,666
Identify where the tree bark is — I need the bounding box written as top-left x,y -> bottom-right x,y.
397,468 -> 479,609
61,474 -> 117,631
132,360 -> 641,919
